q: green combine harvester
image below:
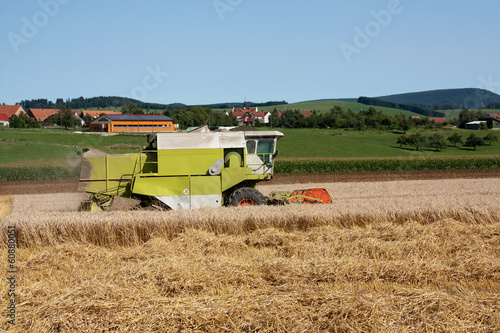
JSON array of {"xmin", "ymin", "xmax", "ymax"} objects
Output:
[{"xmin": 79, "ymin": 130, "xmax": 331, "ymax": 211}]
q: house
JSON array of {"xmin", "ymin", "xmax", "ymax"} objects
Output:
[
  {"xmin": 428, "ymin": 118, "xmax": 447, "ymax": 124},
  {"xmin": 488, "ymin": 113, "xmax": 500, "ymax": 124},
  {"xmin": 232, "ymin": 106, "xmax": 271, "ymax": 126},
  {"xmin": 0, "ymin": 105, "xmax": 26, "ymax": 118},
  {"xmin": 89, "ymin": 114, "xmax": 176, "ymax": 133},
  {"xmin": 80, "ymin": 110, "xmax": 122, "ymax": 120},
  {"xmin": 465, "ymin": 121, "xmax": 487, "ymax": 130},
  {"xmin": 28, "ymin": 108, "xmax": 60, "ymax": 122},
  {"xmin": 0, "ymin": 113, "xmax": 9, "ymax": 126},
  {"xmin": 28, "ymin": 108, "xmax": 85, "ymax": 126}
]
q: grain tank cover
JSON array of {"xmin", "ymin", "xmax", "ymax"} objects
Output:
[{"xmin": 156, "ymin": 132, "xmax": 246, "ymax": 150}]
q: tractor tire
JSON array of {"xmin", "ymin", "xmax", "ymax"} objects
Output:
[{"xmin": 228, "ymin": 187, "xmax": 267, "ymax": 207}]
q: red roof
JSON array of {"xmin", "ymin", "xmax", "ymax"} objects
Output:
[
  {"xmin": 233, "ymin": 109, "xmax": 270, "ymax": 118},
  {"xmin": 28, "ymin": 108, "xmax": 60, "ymax": 121},
  {"xmin": 81, "ymin": 110, "xmax": 122, "ymax": 119},
  {"xmin": 489, "ymin": 113, "xmax": 500, "ymax": 121},
  {"xmin": 0, "ymin": 113, "xmax": 10, "ymax": 121},
  {"xmin": 428, "ymin": 117, "xmax": 447, "ymax": 124},
  {"xmin": 0, "ymin": 105, "xmax": 25, "ymax": 117}
]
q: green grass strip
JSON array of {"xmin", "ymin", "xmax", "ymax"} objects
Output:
[
  {"xmin": 0, "ymin": 166, "xmax": 79, "ymax": 182},
  {"xmin": 275, "ymin": 157, "xmax": 500, "ymax": 173}
]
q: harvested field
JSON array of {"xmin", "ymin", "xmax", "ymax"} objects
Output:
[{"xmin": 1, "ymin": 175, "xmax": 500, "ymax": 332}]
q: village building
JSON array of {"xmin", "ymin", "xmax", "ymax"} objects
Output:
[
  {"xmin": 28, "ymin": 108, "xmax": 60, "ymax": 122},
  {"xmin": 89, "ymin": 114, "xmax": 176, "ymax": 133},
  {"xmin": 428, "ymin": 118, "xmax": 447, "ymax": 124},
  {"xmin": 28, "ymin": 108, "xmax": 84, "ymax": 125},
  {"xmin": 0, "ymin": 113, "xmax": 9, "ymax": 126},
  {"xmin": 0, "ymin": 105, "xmax": 26, "ymax": 119},
  {"xmin": 232, "ymin": 106, "xmax": 271, "ymax": 126},
  {"xmin": 465, "ymin": 121, "xmax": 488, "ymax": 130},
  {"xmin": 80, "ymin": 110, "xmax": 122, "ymax": 119}
]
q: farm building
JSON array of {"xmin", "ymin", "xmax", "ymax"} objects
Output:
[
  {"xmin": 28, "ymin": 108, "xmax": 84, "ymax": 124},
  {"xmin": 465, "ymin": 121, "xmax": 487, "ymax": 130},
  {"xmin": 428, "ymin": 118, "xmax": 447, "ymax": 124},
  {"xmin": 28, "ymin": 108, "xmax": 60, "ymax": 122},
  {"xmin": 0, "ymin": 105, "xmax": 26, "ymax": 118},
  {"xmin": 232, "ymin": 107, "xmax": 271, "ymax": 126},
  {"xmin": 80, "ymin": 110, "xmax": 122, "ymax": 119},
  {"xmin": 0, "ymin": 113, "xmax": 9, "ymax": 126},
  {"xmin": 89, "ymin": 114, "xmax": 176, "ymax": 133}
]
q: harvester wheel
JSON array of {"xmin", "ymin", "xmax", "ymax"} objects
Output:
[{"xmin": 228, "ymin": 187, "xmax": 267, "ymax": 207}]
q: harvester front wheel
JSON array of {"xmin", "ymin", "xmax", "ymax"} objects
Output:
[{"xmin": 228, "ymin": 187, "xmax": 267, "ymax": 207}]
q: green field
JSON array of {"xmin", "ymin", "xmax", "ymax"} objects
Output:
[
  {"xmin": 0, "ymin": 127, "xmax": 499, "ymax": 181},
  {"xmin": 275, "ymin": 128, "xmax": 500, "ymax": 158}
]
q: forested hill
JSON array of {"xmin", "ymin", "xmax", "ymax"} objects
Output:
[
  {"xmin": 17, "ymin": 96, "xmax": 287, "ymax": 111},
  {"xmin": 376, "ymin": 88, "xmax": 500, "ymax": 110}
]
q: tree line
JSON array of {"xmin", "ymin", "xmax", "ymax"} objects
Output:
[
  {"xmin": 16, "ymin": 97, "xmax": 288, "ymax": 114},
  {"xmin": 397, "ymin": 132, "xmax": 498, "ymax": 151},
  {"xmin": 267, "ymin": 106, "xmax": 440, "ymax": 131},
  {"xmin": 6, "ymin": 102, "xmax": 496, "ymax": 133},
  {"xmin": 357, "ymin": 97, "xmax": 446, "ymax": 118}
]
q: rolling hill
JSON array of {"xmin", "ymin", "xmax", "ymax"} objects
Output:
[{"xmin": 375, "ymin": 88, "xmax": 500, "ymax": 109}]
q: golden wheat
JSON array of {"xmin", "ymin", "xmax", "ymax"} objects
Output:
[
  {"xmin": 0, "ymin": 195, "xmax": 12, "ymax": 220},
  {"xmin": 1, "ymin": 178, "xmax": 499, "ymax": 332}
]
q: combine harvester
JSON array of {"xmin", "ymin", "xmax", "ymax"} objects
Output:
[{"xmin": 79, "ymin": 130, "xmax": 331, "ymax": 211}]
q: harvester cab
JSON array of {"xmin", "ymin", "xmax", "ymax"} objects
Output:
[{"xmin": 79, "ymin": 130, "xmax": 285, "ymax": 211}]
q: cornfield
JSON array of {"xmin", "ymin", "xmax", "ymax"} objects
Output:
[
  {"xmin": 1, "ymin": 178, "xmax": 499, "ymax": 332},
  {"xmin": 275, "ymin": 156, "xmax": 500, "ymax": 173}
]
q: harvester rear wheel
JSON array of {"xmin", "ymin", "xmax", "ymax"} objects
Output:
[{"xmin": 228, "ymin": 187, "xmax": 267, "ymax": 207}]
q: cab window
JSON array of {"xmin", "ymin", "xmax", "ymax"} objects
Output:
[
  {"xmin": 246, "ymin": 140, "xmax": 256, "ymax": 154},
  {"xmin": 257, "ymin": 140, "xmax": 275, "ymax": 155}
]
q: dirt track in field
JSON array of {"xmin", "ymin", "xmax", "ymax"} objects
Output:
[{"xmin": 1, "ymin": 169, "xmax": 500, "ymax": 195}]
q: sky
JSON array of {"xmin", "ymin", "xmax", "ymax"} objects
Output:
[{"xmin": 1, "ymin": 0, "xmax": 500, "ymax": 106}]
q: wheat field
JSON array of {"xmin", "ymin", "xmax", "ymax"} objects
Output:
[{"xmin": 1, "ymin": 178, "xmax": 500, "ymax": 332}]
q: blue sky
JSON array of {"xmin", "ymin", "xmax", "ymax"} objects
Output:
[{"xmin": 1, "ymin": 0, "xmax": 499, "ymax": 105}]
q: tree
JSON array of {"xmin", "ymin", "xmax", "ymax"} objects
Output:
[
  {"xmin": 447, "ymin": 132, "xmax": 463, "ymax": 147},
  {"xmin": 398, "ymin": 117, "xmax": 411, "ymax": 134},
  {"xmin": 58, "ymin": 105, "xmax": 77, "ymax": 129},
  {"xmin": 396, "ymin": 135, "xmax": 409, "ymax": 148},
  {"xmin": 428, "ymin": 133, "xmax": 447, "ymax": 151},
  {"xmin": 9, "ymin": 114, "xmax": 29, "ymax": 128},
  {"xmin": 82, "ymin": 115, "xmax": 94, "ymax": 127},
  {"xmin": 121, "ymin": 103, "xmax": 144, "ymax": 114},
  {"xmin": 457, "ymin": 109, "xmax": 484, "ymax": 128},
  {"xmin": 464, "ymin": 133, "xmax": 484, "ymax": 151},
  {"xmin": 408, "ymin": 132, "xmax": 427, "ymax": 151},
  {"xmin": 483, "ymin": 133, "xmax": 498, "ymax": 146}
]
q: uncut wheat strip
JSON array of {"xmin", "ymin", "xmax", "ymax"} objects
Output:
[
  {"xmin": 3, "ymin": 203, "xmax": 500, "ymax": 247},
  {"xmin": 0, "ymin": 195, "xmax": 13, "ymax": 220},
  {"xmin": 11, "ymin": 193, "xmax": 86, "ymax": 213}
]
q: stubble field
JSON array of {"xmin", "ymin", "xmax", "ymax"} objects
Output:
[{"xmin": 1, "ymin": 173, "xmax": 500, "ymax": 332}]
